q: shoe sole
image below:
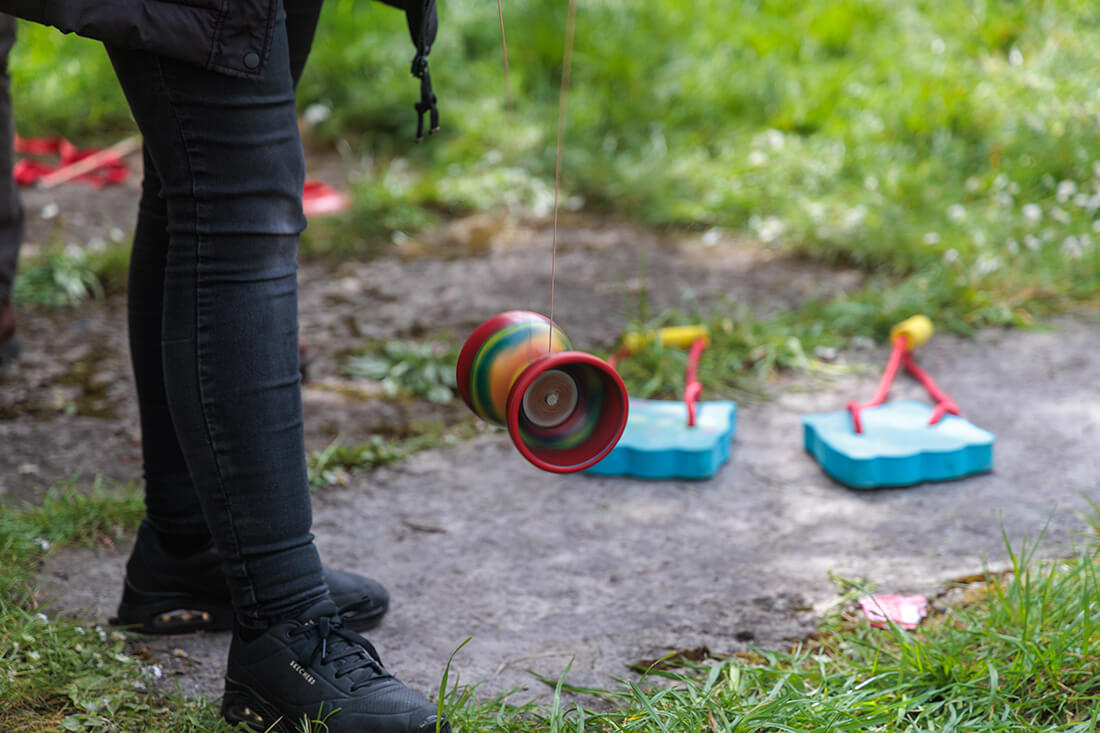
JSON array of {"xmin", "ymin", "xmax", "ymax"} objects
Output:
[
  {"xmin": 222, "ymin": 677, "xmax": 449, "ymax": 733},
  {"xmin": 113, "ymin": 593, "xmax": 235, "ymax": 634},
  {"xmin": 222, "ymin": 678, "xmax": 295, "ymax": 732},
  {"xmin": 112, "ymin": 590, "xmax": 386, "ymax": 635}
]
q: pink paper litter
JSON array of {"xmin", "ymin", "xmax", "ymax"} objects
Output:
[{"xmin": 859, "ymin": 593, "xmax": 928, "ymax": 630}]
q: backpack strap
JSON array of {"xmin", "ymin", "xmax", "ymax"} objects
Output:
[{"xmin": 377, "ymin": 0, "xmax": 440, "ymax": 141}]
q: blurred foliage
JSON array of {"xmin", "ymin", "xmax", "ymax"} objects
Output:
[
  {"xmin": 344, "ymin": 339, "xmax": 460, "ymax": 404},
  {"xmin": 9, "ymin": 1, "xmax": 1100, "ymax": 349}
]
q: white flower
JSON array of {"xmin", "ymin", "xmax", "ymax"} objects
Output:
[
  {"xmin": 1093, "ymin": 220, "xmax": 1100, "ymax": 234},
  {"xmin": 864, "ymin": 175, "xmax": 879, "ymax": 191},
  {"xmin": 947, "ymin": 204, "xmax": 967, "ymax": 222},
  {"xmin": 748, "ymin": 150, "xmax": 767, "ymax": 167},
  {"xmin": 760, "ymin": 129, "xmax": 785, "ymax": 150},
  {"xmin": 753, "ymin": 215, "xmax": 785, "ymax": 243},
  {"xmin": 701, "ymin": 227, "xmax": 722, "ymax": 246},
  {"xmin": 27, "ymin": 651, "xmax": 40, "ymax": 661},
  {"xmin": 974, "ymin": 255, "xmax": 1001, "ymax": 275},
  {"xmin": 115, "ymin": 653, "xmax": 131, "ymax": 663},
  {"xmin": 1006, "ymin": 238, "xmax": 1019, "ymax": 254},
  {"xmin": 1062, "ymin": 236, "xmax": 1083, "ymax": 258},
  {"xmin": 931, "ymin": 37, "xmax": 945, "ymax": 54},
  {"xmin": 843, "ymin": 205, "xmax": 867, "ymax": 229},
  {"xmin": 37, "ymin": 539, "xmax": 50, "ymax": 552},
  {"xmin": 1057, "ymin": 180, "xmax": 1077, "ymax": 203},
  {"xmin": 1022, "ymin": 203, "xmax": 1042, "ymax": 224},
  {"xmin": 965, "ymin": 177, "xmax": 981, "ymax": 192},
  {"xmin": 944, "ymin": 248, "xmax": 960, "ymax": 264},
  {"xmin": 1024, "ymin": 234, "xmax": 1042, "ymax": 251},
  {"xmin": 35, "ymin": 613, "xmax": 48, "ymax": 624},
  {"xmin": 1073, "ymin": 193, "xmax": 1091, "ymax": 208},
  {"xmin": 924, "ymin": 232, "xmax": 941, "ymax": 245},
  {"xmin": 1009, "ymin": 48, "xmax": 1023, "ymax": 66},
  {"xmin": 1051, "ymin": 207, "xmax": 1070, "ymax": 223}
]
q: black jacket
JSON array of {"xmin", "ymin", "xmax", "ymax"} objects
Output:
[{"xmin": 0, "ymin": 0, "xmax": 435, "ymax": 80}]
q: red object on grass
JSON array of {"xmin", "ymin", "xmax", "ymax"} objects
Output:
[
  {"xmin": 13, "ymin": 135, "xmax": 130, "ymax": 188},
  {"xmin": 302, "ymin": 180, "xmax": 351, "ymax": 217}
]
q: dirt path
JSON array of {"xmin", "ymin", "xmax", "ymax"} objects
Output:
[{"xmin": 3, "ymin": 174, "xmax": 1098, "ymax": 706}]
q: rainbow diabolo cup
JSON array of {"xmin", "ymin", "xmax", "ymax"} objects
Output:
[{"xmin": 456, "ymin": 311, "xmax": 629, "ymax": 473}]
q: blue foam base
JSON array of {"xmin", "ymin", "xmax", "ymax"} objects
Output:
[
  {"xmin": 586, "ymin": 398, "xmax": 737, "ymax": 479},
  {"xmin": 802, "ymin": 400, "xmax": 994, "ymax": 489}
]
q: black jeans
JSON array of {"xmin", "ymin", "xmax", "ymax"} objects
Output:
[
  {"xmin": 0, "ymin": 14, "xmax": 23, "ymax": 305},
  {"xmin": 107, "ymin": 3, "xmax": 327, "ymax": 624}
]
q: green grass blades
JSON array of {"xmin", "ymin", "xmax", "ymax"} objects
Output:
[
  {"xmin": 2, "ymin": 486, "xmax": 1098, "ymax": 730},
  {"xmin": 436, "ymin": 526, "xmax": 1099, "ymax": 732},
  {"xmin": 0, "ymin": 478, "xmax": 231, "ymax": 732}
]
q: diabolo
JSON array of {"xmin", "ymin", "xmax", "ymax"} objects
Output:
[{"xmin": 456, "ymin": 311, "xmax": 628, "ymax": 473}]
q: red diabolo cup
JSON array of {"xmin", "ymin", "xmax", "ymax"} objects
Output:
[{"xmin": 456, "ymin": 311, "xmax": 629, "ymax": 473}]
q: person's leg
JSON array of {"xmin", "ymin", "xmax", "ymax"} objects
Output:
[
  {"xmin": 113, "ymin": 0, "xmax": 387, "ymax": 635},
  {"xmin": 106, "ymin": 20, "xmax": 323, "ymax": 625},
  {"xmin": 117, "ymin": 147, "xmax": 388, "ymax": 632},
  {"xmin": 0, "ymin": 13, "xmax": 24, "ymax": 364},
  {"xmin": 105, "ymin": 16, "xmax": 445, "ymax": 733}
]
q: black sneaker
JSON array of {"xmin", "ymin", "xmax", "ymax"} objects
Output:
[
  {"xmin": 221, "ymin": 600, "xmax": 448, "ymax": 733},
  {"xmin": 112, "ymin": 522, "xmax": 388, "ymax": 634}
]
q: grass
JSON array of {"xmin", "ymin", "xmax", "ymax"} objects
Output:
[
  {"xmin": 13, "ymin": 237, "xmax": 131, "ymax": 307},
  {"xmin": 2, "ymin": 480, "xmax": 1097, "ymax": 731},
  {"xmin": 308, "ymin": 420, "xmax": 481, "ymax": 490},
  {"xmin": 10, "ymin": 1, "xmax": 1100, "ymax": 383},
  {"xmin": 301, "ymin": 0, "xmax": 1100, "ymax": 342},
  {"xmin": 0, "ymin": 478, "xmax": 233, "ymax": 731},
  {"xmin": 438, "ymin": 524, "xmax": 1100, "ymax": 732}
]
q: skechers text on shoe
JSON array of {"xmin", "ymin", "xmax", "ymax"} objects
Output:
[{"xmin": 221, "ymin": 600, "xmax": 448, "ymax": 733}]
